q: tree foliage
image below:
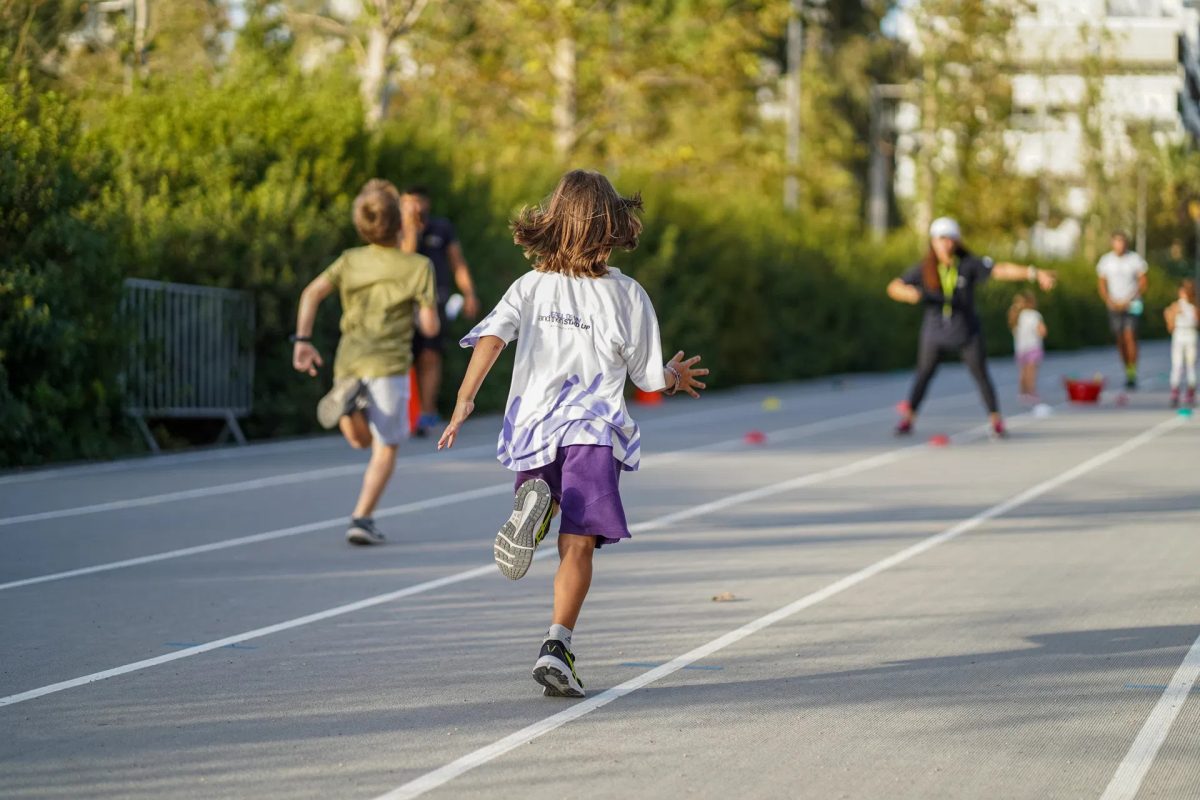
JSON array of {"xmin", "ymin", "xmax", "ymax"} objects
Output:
[{"xmin": 0, "ymin": 1, "xmax": 1190, "ymax": 466}]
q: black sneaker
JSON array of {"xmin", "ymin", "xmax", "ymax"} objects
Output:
[
  {"xmin": 346, "ymin": 517, "xmax": 385, "ymax": 546},
  {"xmin": 318, "ymin": 378, "xmax": 366, "ymax": 429},
  {"xmin": 533, "ymin": 639, "xmax": 585, "ymax": 698},
  {"xmin": 493, "ymin": 479, "xmax": 553, "ymax": 580},
  {"xmin": 1124, "ymin": 376, "xmax": 1138, "ymax": 390}
]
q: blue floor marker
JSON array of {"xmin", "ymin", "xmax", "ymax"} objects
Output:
[{"xmin": 619, "ymin": 662, "xmax": 722, "ymax": 671}]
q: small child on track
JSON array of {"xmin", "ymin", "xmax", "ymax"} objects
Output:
[
  {"xmin": 437, "ymin": 169, "xmax": 707, "ymax": 698},
  {"xmin": 1164, "ymin": 278, "xmax": 1197, "ymax": 408},
  {"xmin": 1008, "ymin": 290, "xmax": 1047, "ymax": 404}
]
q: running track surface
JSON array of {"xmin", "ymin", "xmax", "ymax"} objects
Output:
[{"xmin": 1, "ymin": 344, "xmax": 1196, "ymax": 800}]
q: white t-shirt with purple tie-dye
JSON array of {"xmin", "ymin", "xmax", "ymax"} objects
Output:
[{"xmin": 461, "ymin": 267, "xmax": 667, "ymax": 472}]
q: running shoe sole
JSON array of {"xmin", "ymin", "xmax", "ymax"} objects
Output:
[
  {"xmin": 346, "ymin": 525, "xmax": 385, "ymax": 546},
  {"xmin": 317, "ymin": 378, "xmax": 364, "ymax": 430},
  {"xmin": 493, "ymin": 479, "xmax": 553, "ymax": 580},
  {"xmin": 533, "ymin": 658, "xmax": 585, "ymax": 698}
]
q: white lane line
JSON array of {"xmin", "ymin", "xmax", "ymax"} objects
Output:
[
  {"xmin": 373, "ymin": 415, "xmax": 1183, "ymax": 800},
  {"xmin": 1099, "ymin": 630, "xmax": 1200, "ymax": 800},
  {"xmin": 0, "ymin": 405, "xmax": 1004, "ymax": 707},
  {"xmin": 0, "ymin": 484, "xmax": 511, "ymax": 592},
  {"xmin": 0, "ymin": 445, "xmax": 495, "ymax": 528},
  {"xmin": 0, "ymin": 394, "xmax": 974, "ymax": 592}
]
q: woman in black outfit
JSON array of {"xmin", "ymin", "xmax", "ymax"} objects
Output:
[{"xmin": 887, "ymin": 217, "xmax": 1056, "ymax": 438}]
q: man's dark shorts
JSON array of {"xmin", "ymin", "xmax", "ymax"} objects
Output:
[
  {"xmin": 1108, "ymin": 309, "xmax": 1139, "ymax": 336},
  {"xmin": 413, "ymin": 301, "xmax": 448, "ymax": 355}
]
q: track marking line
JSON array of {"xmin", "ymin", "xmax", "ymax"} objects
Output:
[
  {"xmin": 0, "ymin": 387, "xmax": 983, "ymax": 528},
  {"xmin": 0, "ymin": 401, "xmax": 1007, "ymax": 707},
  {"xmin": 0, "ymin": 394, "xmax": 975, "ymax": 593},
  {"xmin": 0, "ymin": 447, "xmax": 498, "ymax": 528},
  {"xmin": 1100, "ymin": 629, "xmax": 1200, "ymax": 800},
  {"xmin": 372, "ymin": 415, "xmax": 1183, "ymax": 800}
]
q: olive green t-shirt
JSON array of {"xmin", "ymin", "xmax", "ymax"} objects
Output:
[{"xmin": 321, "ymin": 245, "xmax": 436, "ymax": 379}]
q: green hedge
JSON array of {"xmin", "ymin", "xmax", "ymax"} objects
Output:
[
  {"xmin": 0, "ymin": 66, "xmax": 1179, "ymax": 467},
  {"xmin": 0, "ymin": 77, "xmax": 127, "ymax": 466}
]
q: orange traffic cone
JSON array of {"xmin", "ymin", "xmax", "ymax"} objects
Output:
[
  {"xmin": 408, "ymin": 370, "xmax": 422, "ymax": 435},
  {"xmin": 633, "ymin": 389, "xmax": 663, "ymax": 405}
]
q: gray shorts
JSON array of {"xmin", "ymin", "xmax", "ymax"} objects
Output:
[
  {"xmin": 1108, "ymin": 310, "xmax": 1140, "ymax": 336},
  {"xmin": 362, "ymin": 374, "xmax": 410, "ymax": 445}
]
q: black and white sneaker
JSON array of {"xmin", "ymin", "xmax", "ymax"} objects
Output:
[
  {"xmin": 493, "ymin": 479, "xmax": 553, "ymax": 580},
  {"xmin": 317, "ymin": 378, "xmax": 366, "ymax": 430},
  {"xmin": 346, "ymin": 517, "xmax": 386, "ymax": 545},
  {"xmin": 533, "ymin": 639, "xmax": 585, "ymax": 698}
]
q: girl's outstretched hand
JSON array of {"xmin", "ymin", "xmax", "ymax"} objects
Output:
[
  {"xmin": 666, "ymin": 351, "xmax": 709, "ymax": 398},
  {"xmin": 437, "ymin": 398, "xmax": 475, "ymax": 450}
]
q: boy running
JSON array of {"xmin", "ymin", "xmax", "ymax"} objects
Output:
[
  {"xmin": 437, "ymin": 170, "xmax": 707, "ymax": 698},
  {"xmin": 292, "ymin": 179, "xmax": 439, "ymax": 545}
]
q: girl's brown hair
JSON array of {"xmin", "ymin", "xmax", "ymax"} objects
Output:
[
  {"xmin": 1008, "ymin": 289, "xmax": 1036, "ymax": 330},
  {"xmin": 1181, "ymin": 278, "xmax": 1196, "ymax": 304},
  {"xmin": 353, "ymin": 179, "xmax": 402, "ymax": 246},
  {"xmin": 920, "ymin": 240, "xmax": 970, "ymax": 293},
  {"xmin": 512, "ymin": 169, "xmax": 643, "ymax": 278}
]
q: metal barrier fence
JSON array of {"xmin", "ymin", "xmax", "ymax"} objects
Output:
[{"xmin": 121, "ymin": 278, "xmax": 255, "ymax": 452}]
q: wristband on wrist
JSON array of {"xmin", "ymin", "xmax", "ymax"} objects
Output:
[
  {"xmin": 664, "ymin": 364, "xmax": 682, "ymax": 396},
  {"xmin": 289, "ymin": 334, "xmax": 312, "ymax": 343},
  {"xmin": 1027, "ymin": 266, "xmax": 1037, "ymax": 281}
]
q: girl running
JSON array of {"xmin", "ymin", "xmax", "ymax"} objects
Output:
[
  {"xmin": 1008, "ymin": 290, "xmax": 1047, "ymax": 404},
  {"xmin": 886, "ymin": 217, "xmax": 1056, "ymax": 437},
  {"xmin": 438, "ymin": 169, "xmax": 707, "ymax": 698},
  {"xmin": 1164, "ymin": 278, "xmax": 1197, "ymax": 408}
]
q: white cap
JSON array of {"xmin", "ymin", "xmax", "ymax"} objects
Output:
[{"xmin": 929, "ymin": 217, "xmax": 961, "ymax": 241}]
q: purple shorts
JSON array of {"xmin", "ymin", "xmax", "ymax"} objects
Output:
[
  {"xmin": 514, "ymin": 445, "xmax": 631, "ymax": 546},
  {"xmin": 1016, "ymin": 348, "xmax": 1044, "ymax": 366}
]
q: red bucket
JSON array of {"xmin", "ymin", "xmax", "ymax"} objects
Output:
[{"xmin": 1064, "ymin": 377, "xmax": 1104, "ymax": 404}]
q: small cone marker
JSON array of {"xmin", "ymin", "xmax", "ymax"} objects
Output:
[
  {"xmin": 928, "ymin": 433, "xmax": 950, "ymax": 447},
  {"xmin": 634, "ymin": 389, "xmax": 663, "ymax": 406},
  {"xmin": 1179, "ymin": 407, "xmax": 1193, "ymax": 418},
  {"xmin": 762, "ymin": 396, "xmax": 781, "ymax": 411},
  {"xmin": 743, "ymin": 430, "xmax": 767, "ymax": 445},
  {"xmin": 1116, "ymin": 392, "xmax": 1129, "ymax": 407}
]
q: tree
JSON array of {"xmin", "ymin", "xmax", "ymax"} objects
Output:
[{"xmin": 284, "ymin": 0, "xmax": 431, "ymax": 128}]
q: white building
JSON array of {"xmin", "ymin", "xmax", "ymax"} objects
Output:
[{"xmin": 891, "ymin": 0, "xmax": 1200, "ymax": 255}]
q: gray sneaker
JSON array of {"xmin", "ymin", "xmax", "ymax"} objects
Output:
[
  {"xmin": 493, "ymin": 479, "xmax": 553, "ymax": 580},
  {"xmin": 317, "ymin": 378, "xmax": 365, "ymax": 429},
  {"xmin": 346, "ymin": 517, "xmax": 385, "ymax": 546}
]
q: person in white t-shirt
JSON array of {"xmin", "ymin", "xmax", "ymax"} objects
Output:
[
  {"xmin": 1008, "ymin": 290, "xmax": 1047, "ymax": 404},
  {"xmin": 438, "ymin": 170, "xmax": 707, "ymax": 699},
  {"xmin": 1164, "ymin": 278, "xmax": 1197, "ymax": 408},
  {"xmin": 1096, "ymin": 231, "xmax": 1149, "ymax": 389}
]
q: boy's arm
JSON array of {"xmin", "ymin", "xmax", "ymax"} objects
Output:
[
  {"xmin": 1165, "ymin": 302, "xmax": 1176, "ymax": 333},
  {"xmin": 437, "ymin": 335, "xmax": 506, "ymax": 450},
  {"xmin": 417, "ymin": 305, "xmax": 441, "ymax": 337},
  {"xmin": 293, "ymin": 275, "xmax": 335, "ymax": 376},
  {"xmin": 448, "ymin": 242, "xmax": 480, "ymax": 319}
]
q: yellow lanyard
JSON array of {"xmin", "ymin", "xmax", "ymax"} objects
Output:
[{"xmin": 938, "ymin": 262, "xmax": 958, "ymax": 318}]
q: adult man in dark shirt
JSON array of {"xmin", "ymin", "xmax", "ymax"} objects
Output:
[{"xmin": 400, "ymin": 187, "xmax": 480, "ymax": 435}]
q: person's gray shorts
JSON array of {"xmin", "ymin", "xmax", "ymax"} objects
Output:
[
  {"xmin": 362, "ymin": 374, "xmax": 410, "ymax": 445},
  {"xmin": 1108, "ymin": 310, "xmax": 1139, "ymax": 336}
]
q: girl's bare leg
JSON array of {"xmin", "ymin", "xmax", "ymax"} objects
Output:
[{"xmin": 552, "ymin": 533, "xmax": 596, "ymax": 630}]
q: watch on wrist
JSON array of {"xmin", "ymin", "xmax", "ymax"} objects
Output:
[{"xmin": 289, "ymin": 334, "xmax": 312, "ymax": 344}]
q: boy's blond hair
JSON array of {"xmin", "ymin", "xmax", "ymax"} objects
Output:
[{"xmin": 353, "ymin": 179, "xmax": 402, "ymax": 246}]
